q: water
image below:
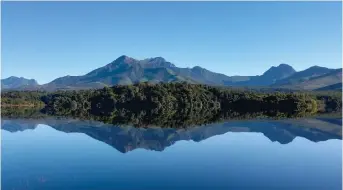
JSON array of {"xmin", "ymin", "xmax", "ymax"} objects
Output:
[{"xmin": 1, "ymin": 117, "xmax": 342, "ymax": 190}]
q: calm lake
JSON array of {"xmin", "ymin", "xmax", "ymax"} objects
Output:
[{"xmin": 1, "ymin": 117, "xmax": 342, "ymax": 190}]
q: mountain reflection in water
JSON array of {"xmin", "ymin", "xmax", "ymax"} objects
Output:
[{"xmin": 2, "ymin": 117, "xmax": 341, "ymax": 153}]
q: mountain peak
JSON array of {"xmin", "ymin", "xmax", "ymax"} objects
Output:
[
  {"xmin": 267, "ymin": 64, "xmax": 293, "ymax": 72},
  {"xmin": 262, "ymin": 63, "xmax": 296, "ymax": 80},
  {"xmin": 278, "ymin": 63, "xmax": 289, "ymax": 67},
  {"xmin": 192, "ymin": 66, "xmax": 205, "ymax": 70},
  {"xmin": 1, "ymin": 76, "xmax": 39, "ymax": 90},
  {"xmin": 142, "ymin": 56, "xmax": 176, "ymax": 68},
  {"xmin": 149, "ymin": 57, "xmax": 166, "ymax": 62},
  {"xmin": 307, "ymin": 65, "xmax": 329, "ymax": 70},
  {"xmin": 309, "ymin": 65, "xmax": 321, "ymax": 68},
  {"xmin": 297, "ymin": 66, "xmax": 332, "ymax": 75},
  {"xmin": 114, "ymin": 55, "xmax": 135, "ymax": 64},
  {"xmin": 3, "ymin": 76, "xmax": 37, "ymax": 82},
  {"xmin": 5, "ymin": 76, "xmax": 21, "ymax": 80}
]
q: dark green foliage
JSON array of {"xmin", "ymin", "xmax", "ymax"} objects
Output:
[
  {"xmin": 39, "ymin": 83, "xmax": 341, "ymax": 116},
  {"xmin": 2, "ymin": 83, "xmax": 341, "ymax": 126},
  {"xmin": 1, "ymin": 107, "xmax": 46, "ymax": 118},
  {"xmin": 1, "ymin": 90, "xmax": 46, "ymax": 107}
]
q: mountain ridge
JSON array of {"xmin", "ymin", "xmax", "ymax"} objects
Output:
[
  {"xmin": 277, "ymin": 68, "xmax": 342, "ymax": 90},
  {"xmin": 1, "ymin": 76, "xmax": 39, "ymax": 90},
  {"xmin": 2, "ymin": 55, "xmax": 341, "ymax": 91}
]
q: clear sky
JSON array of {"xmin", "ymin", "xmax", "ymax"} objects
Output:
[{"xmin": 2, "ymin": 2, "xmax": 342, "ymax": 84}]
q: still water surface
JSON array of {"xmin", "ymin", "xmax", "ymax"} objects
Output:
[{"xmin": 1, "ymin": 117, "xmax": 342, "ymax": 190}]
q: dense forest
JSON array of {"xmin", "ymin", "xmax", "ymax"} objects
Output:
[
  {"xmin": 1, "ymin": 82, "xmax": 342, "ymax": 127},
  {"xmin": 1, "ymin": 90, "xmax": 46, "ymax": 107}
]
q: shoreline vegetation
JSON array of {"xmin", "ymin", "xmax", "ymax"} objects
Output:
[
  {"xmin": 1, "ymin": 83, "xmax": 341, "ymax": 127},
  {"xmin": 2, "ymin": 107, "xmax": 342, "ymax": 129}
]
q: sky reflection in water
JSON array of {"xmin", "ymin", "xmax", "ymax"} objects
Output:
[{"xmin": 1, "ymin": 117, "xmax": 342, "ymax": 190}]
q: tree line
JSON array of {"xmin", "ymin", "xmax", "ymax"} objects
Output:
[{"xmin": 1, "ymin": 83, "xmax": 341, "ymax": 123}]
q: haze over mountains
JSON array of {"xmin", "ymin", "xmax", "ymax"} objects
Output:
[{"xmin": 2, "ymin": 55, "xmax": 342, "ymax": 91}]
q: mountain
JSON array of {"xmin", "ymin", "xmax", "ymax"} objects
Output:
[
  {"xmin": 2, "ymin": 56, "xmax": 341, "ymax": 91},
  {"xmin": 2, "ymin": 117, "xmax": 342, "ymax": 153},
  {"xmin": 225, "ymin": 64, "xmax": 296, "ymax": 86},
  {"xmin": 41, "ymin": 55, "xmax": 262, "ymax": 90},
  {"xmin": 277, "ymin": 68, "xmax": 342, "ymax": 90},
  {"xmin": 42, "ymin": 56, "xmax": 202, "ymax": 90},
  {"xmin": 43, "ymin": 57, "xmax": 297, "ymax": 90},
  {"xmin": 1, "ymin": 76, "xmax": 39, "ymax": 90},
  {"xmin": 260, "ymin": 63, "xmax": 296, "ymax": 82},
  {"xmin": 272, "ymin": 66, "xmax": 334, "ymax": 86}
]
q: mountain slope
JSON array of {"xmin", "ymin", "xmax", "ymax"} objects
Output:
[
  {"xmin": 3, "ymin": 56, "xmax": 341, "ymax": 91},
  {"xmin": 226, "ymin": 64, "xmax": 296, "ymax": 86},
  {"xmin": 272, "ymin": 66, "xmax": 334, "ymax": 86},
  {"xmin": 43, "ymin": 55, "xmax": 230, "ymax": 90},
  {"xmin": 315, "ymin": 83, "xmax": 342, "ymax": 91},
  {"xmin": 1, "ymin": 76, "xmax": 39, "ymax": 90},
  {"xmin": 278, "ymin": 69, "xmax": 342, "ymax": 90}
]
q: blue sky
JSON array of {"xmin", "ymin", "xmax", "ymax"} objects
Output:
[{"xmin": 2, "ymin": 2, "xmax": 342, "ymax": 84}]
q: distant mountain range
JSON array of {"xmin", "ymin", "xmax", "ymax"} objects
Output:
[
  {"xmin": 2, "ymin": 117, "xmax": 342, "ymax": 153},
  {"xmin": 2, "ymin": 55, "xmax": 342, "ymax": 91},
  {"xmin": 1, "ymin": 76, "xmax": 39, "ymax": 90}
]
